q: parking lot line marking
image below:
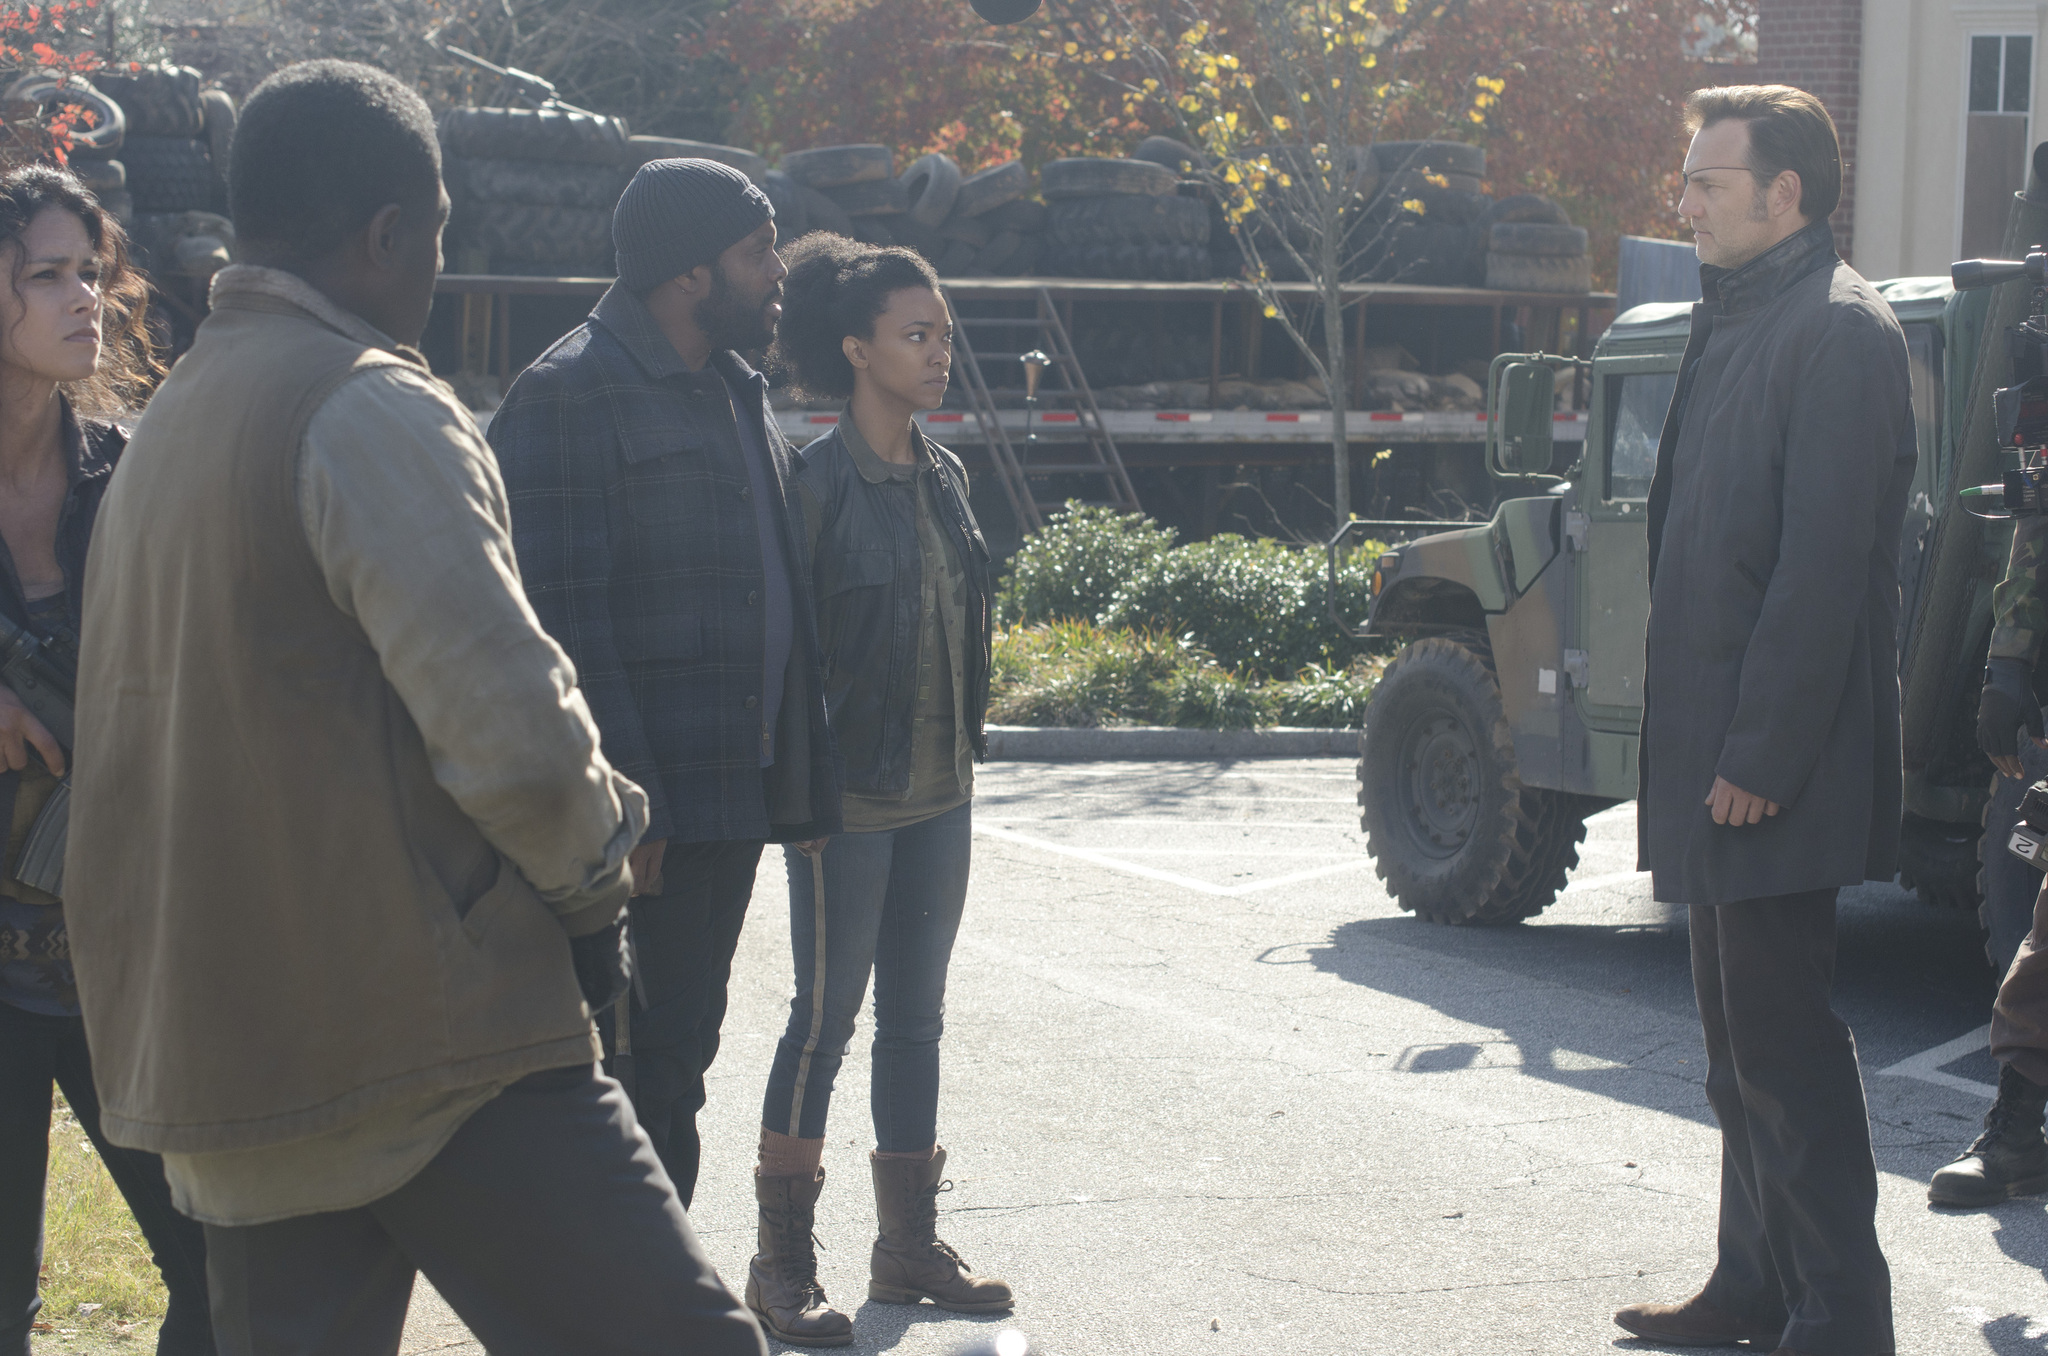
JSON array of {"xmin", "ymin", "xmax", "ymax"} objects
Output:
[
  {"xmin": 1877, "ymin": 1024, "xmax": 1997, "ymax": 1100},
  {"xmin": 975, "ymin": 824, "xmax": 1371, "ymax": 897},
  {"xmin": 1560, "ymin": 869, "xmax": 1651, "ymax": 895},
  {"xmin": 978, "ymin": 790, "xmax": 1360, "ymax": 806},
  {"xmin": 985, "ymin": 817, "xmax": 1358, "ymax": 829}
]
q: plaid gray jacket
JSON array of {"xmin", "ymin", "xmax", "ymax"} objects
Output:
[{"xmin": 493, "ymin": 284, "xmax": 840, "ymax": 844}]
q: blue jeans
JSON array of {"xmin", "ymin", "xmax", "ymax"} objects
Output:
[{"xmin": 761, "ymin": 801, "xmax": 971, "ymax": 1152}]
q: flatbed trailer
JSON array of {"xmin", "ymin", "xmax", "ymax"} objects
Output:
[{"xmin": 430, "ymin": 272, "xmax": 1616, "ymax": 547}]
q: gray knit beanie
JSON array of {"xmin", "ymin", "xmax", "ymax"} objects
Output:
[{"xmin": 612, "ymin": 159, "xmax": 775, "ymax": 292}]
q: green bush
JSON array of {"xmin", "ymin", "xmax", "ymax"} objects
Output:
[
  {"xmin": 1270, "ymin": 661, "xmax": 1380, "ymax": 729},
  {"xmin": 1104, "ymin": 533, "xmax": 1379, "ymax": 680},
  {"xmin": 988, "ymin": 621, "xmax": 1273, "ymax": 729},
  {"xmin": 993, "ymin": 504, "xmax": 1174, "ymax": 628}
]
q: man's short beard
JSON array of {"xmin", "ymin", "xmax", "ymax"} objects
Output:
[{"xmin": 693, "ymin": 262, "xmax": 778, "ymax": 354}]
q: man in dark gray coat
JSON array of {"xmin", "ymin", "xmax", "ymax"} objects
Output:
[{"xmin": 1612, "ymin": 85, "xmax": 1912, "ymax": 1356}]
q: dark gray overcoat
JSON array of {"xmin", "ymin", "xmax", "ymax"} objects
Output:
[{"xmin": 1639, "ymin": 221, "xmax": 1916, "ymax": 906}]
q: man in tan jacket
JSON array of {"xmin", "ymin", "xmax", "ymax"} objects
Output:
[{"xmin": 63, "ymin": 60, "xmax": 764, "ymax": 1356}]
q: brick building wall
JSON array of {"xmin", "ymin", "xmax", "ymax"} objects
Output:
[{"xmin": 1751, "ymin": 0, "xmax": 1865, "ymax": 261}]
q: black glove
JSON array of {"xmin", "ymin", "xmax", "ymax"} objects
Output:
[
  {"xmin": 568, "ymin": 919, "xmax": 632, "ymax": 1013},
  {"xmin": 1979, "ymin": 656, "xmax": 2045, "ymax": 760}
]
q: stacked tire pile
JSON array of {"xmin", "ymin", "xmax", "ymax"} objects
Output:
[
  {"xmin": 3, "ymin": 71, "xmax": 129, "ymax": 220},
  {"xmin": 1482, "ymin": 200, "xmax": 1591, "ymax": 293},
  {"xmin": 769, "ymin": 144, "xmax": 1041, "ymax": 277},
  {"xmin": 440, "ymin": 107, "xmax": 631, "ymax": 276},
  {"xmin": 59, "ymin": 64, "xmax": 236, "ymax": 280},
  {"xmin": 1366, "ymin": 140, "xmax": 1488, "ymax": 286},
  {"xmin": 1039, "ymin": 154, "xmax": 1211, "ymax": 281}
]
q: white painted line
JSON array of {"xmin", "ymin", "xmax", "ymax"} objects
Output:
[
  {"xmin": 975, "ymin": 823, "xmax": 1371, "ymax": 897},
  {"xmin": 978, "ymin": 790, "xmax": 1360, "ymax": 806},
  {"xmin": 1560, "ymin": 869, "xmax": 1651, "ymax": 895},
  {"xmin": 985, "ymin": 817, "xmax": 1357, "ymax": 828},
  {"xmin": 1877, "ymin": 1024, "xmax": 1997, "ymax": 1100}
]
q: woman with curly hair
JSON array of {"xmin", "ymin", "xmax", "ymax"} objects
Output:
[
  {"xmin": 0, "ymin": 165, "xmax": 212, "ymax": 1356},
  {"xmin": 745, "ymin": 233, "xmax": 1009, "ymax": 1347}
]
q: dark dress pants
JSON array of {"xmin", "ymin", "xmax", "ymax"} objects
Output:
[
  {"xmin": 1690, "ymin": 890, "xmax": 1893, "ymax": 1356},
  {"xmin": 202, "ymin": 1064, "xmax": 764, "ymax": 1356},
  {"xmin": 599, "ymin": 838, "xmax": 762, "ymax": 1208},
  {"xmin": 0, "ymin": 1001, "xmax": 213, "ymax": 1356}
]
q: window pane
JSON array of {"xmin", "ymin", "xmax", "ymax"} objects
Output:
[
  {"xmin": 1973, "ymin": 34, "xmax": 2004, "ymax": 112},
  {"xmin": 1606, "ymin": 371, "xmax": 1677, "ymax": 501},
  {"xmin": 2008, "ymin": 34, "xmax": 2033, "ymax": 112}
]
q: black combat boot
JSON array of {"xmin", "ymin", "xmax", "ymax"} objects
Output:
[{"xmin": 1929, "ymin": 1062, "xmax": 2048, "ymax": 1206}]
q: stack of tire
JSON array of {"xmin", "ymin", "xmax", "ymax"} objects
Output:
[
  {"xmin": 893, "ymin": 157, "xmax": 1039, "ymax": 276},
  {"xmin": 1482, "ymin": 197, "xmax": 1591, "ymax": 293},
  {"xmin": 1, "ymin": 70, "xmax": 132, "ymax": 221},
  {"xmin": 440, "ymin": 107, "xmax": 631, "ymax": 276},
  {"xmin": 772, "ymin": 145, "xmax": 1041, "ymax": 276},
  {"xmin": 1040, "ymin": 155, "xmax": 1211, "ymax": 281},
  {"xmin": 79, "ymin": 65, "xmax": 235, "ymax": 279},
  {"xmin": 1130, "ymin": 136, "xmax": 1241, "ymax": 279},
  {"xmin": 1365, "ymin": 140, "xmax": 1489, "ymax": 286}
]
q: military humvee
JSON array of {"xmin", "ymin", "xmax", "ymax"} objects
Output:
[{"xmin": 1347, "ymin": 275, "xmax": 1986, "ymax": 925}]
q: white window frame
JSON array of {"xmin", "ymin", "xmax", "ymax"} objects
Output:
[{"xmin": 1955, "ymin": 12, "xmax": 2040, "ymax": 260}]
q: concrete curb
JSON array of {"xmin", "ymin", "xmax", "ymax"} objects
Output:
[{"xmin": 984, "ymin": 725, "xmax": 1360, "ymax": 761}]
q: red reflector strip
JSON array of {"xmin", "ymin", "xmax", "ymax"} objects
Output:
[
  {"xmin": 1266, "ymin": 412, "xmax": 1300, "ymax": 422},
  {"xmin": 1042, "ymin": 412, "xmax": 1079, "ymax": 423},
  {"xmin": 1368, "ymin": 411, "xmax": 1405, "ymax": 422},
  {"xmin": 925, "ymin": 413, "xmax": 964, "ymax": 423},
  {"xmin": 1156, "ymin": 411, "xmax": 1191, "ymax": 422},
  {"xmin": 1553, "ymin": 412, "xmax": 1581, "ymax": 421},
  {"xmin": 806, "ymin": 414, "xmax": 839, "ymax": 424}
]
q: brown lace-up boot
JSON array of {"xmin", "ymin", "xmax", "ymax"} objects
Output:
[
  {"xmin": 746, "ymin": 1170, "xmax": 854, "ymax": 1347},
  {"xmin": 868, "ymin": 1147, "xmax": 1015, "ymax": 1313}
]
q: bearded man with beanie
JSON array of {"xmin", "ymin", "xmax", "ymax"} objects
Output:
[
  {"xmin": 63, "ymin": 64, "xmax": 762, "ymax": 1354},
  {"xmin": 494, "ymin": 159, "xmax": 841, "ymax": 1209}
]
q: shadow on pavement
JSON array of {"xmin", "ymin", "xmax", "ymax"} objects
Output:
[{"xmin": 1296, "ymin": 885, "xmax": 1999, "ymax": 1151}]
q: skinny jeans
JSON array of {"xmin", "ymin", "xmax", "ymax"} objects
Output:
[{"xmin": 760, "ymin": 800, "xmax": 972, "ymax": 1151}]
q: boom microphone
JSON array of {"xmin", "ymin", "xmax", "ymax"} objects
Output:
[{"xmin": 969, "ymin": 0, "xmax": 1043, "ymax": 22}]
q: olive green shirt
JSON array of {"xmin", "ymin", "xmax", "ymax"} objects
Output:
[{"xmin": 801, "ymin": 412, "xmax": 972, "ymax": 831}]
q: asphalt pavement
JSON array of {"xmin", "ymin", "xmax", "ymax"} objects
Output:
[{"xmin": 396, "ymin": 758, "xmax": 2047, "ymax": 1356}]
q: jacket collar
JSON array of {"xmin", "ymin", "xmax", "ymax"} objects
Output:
[
  {"xmin": 207, "ymin": 264, "xmax": 420, "ymax": 359},
  {"xmin": 836, "ymin": 405, "xmax": 929, "ymax": 484},
  {"xmin": 1698, "ymin": 219, "xmax": 1838, "ymax": 317},
  {"xmin": 591, "ymin": 282, "xmax": 764, "ymax": 391}
]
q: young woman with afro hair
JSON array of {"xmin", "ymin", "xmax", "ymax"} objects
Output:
[{"xmin": 744, "ymin": 233, "xmax": 1010, "ymax": 1347}]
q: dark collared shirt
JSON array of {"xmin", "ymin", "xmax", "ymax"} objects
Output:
[{"xmin": 493, "ymin": 283, "xmax": 841, "ymax": 844}]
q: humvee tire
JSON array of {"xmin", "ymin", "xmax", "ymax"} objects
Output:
[{"xmin": 1359, "ymin": 633, "xmax": 1585, "ymax": 924}]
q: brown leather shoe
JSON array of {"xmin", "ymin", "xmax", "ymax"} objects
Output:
[{"xmin": 1614, "ymin": 1292, "xmax": 1783, "ymax": 1347}]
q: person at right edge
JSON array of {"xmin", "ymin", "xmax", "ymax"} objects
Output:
[
  {"xmin": 1611, "ymin": 85, "xmax": 1910, "ymax": 1356},
  {"xmin": 1928, "ymin": 377, "xmax": 2048, "ymax": 1206},
  {"xmin": 743, "ymin": 235, "xmax": 1012, "ymax": 1347},
  {"xmin": 61, "ymin": 62, "xmax": 763, "ymax": 1355}
]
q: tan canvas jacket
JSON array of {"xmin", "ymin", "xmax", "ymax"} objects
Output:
[{"xmin": 66, "ymin": 267, "xmax": 645, "ymax": 1155}]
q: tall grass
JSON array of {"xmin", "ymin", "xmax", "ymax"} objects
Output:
[{"xmin": 37, "ymin": 1096, "xmax": 166, "ymax": 1348}]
